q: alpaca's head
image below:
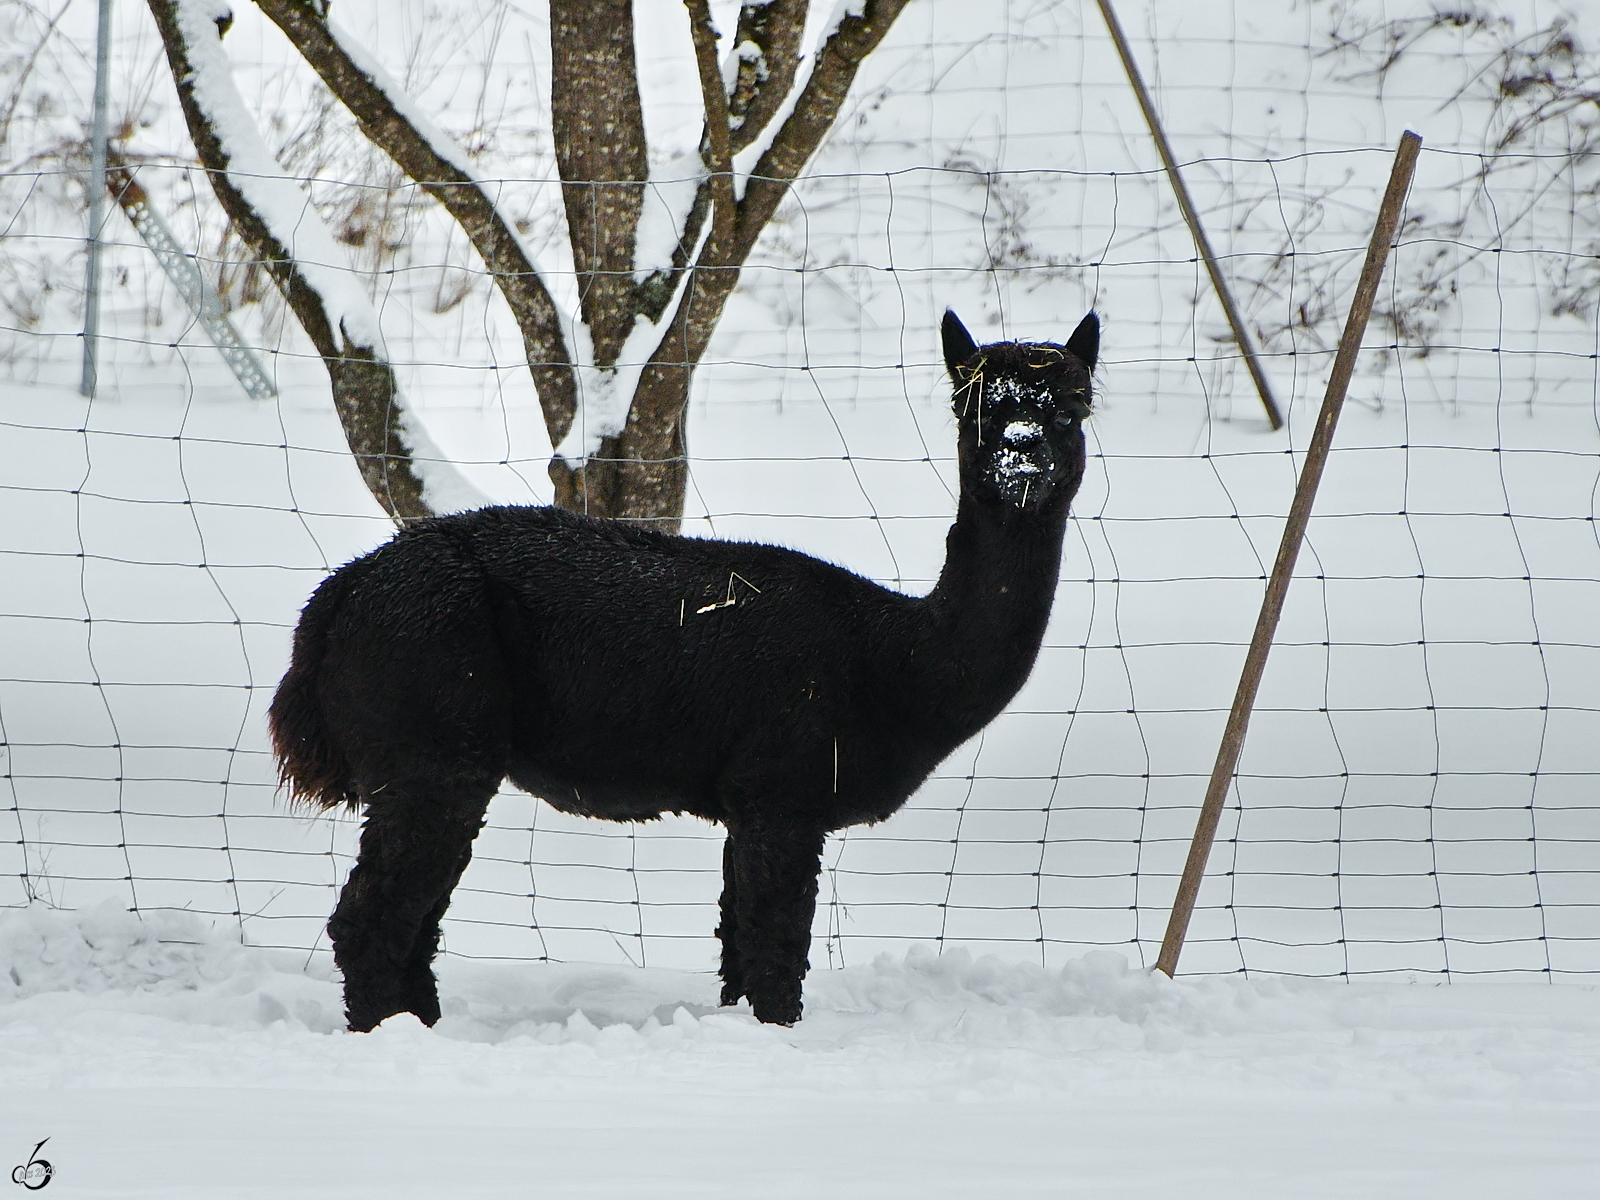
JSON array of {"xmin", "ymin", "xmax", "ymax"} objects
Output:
[{"xmin": 942, "ymin": 309, "xmax": 1099, "ymax": 513}]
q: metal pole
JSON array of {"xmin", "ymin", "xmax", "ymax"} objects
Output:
[
  {"xmin": 1094, "ymin": 0, "xmax": 1284, "ymax": 431},
  {"xmin": 80, "ymin": 0, "xmax": 114, "ymax": 397},
  {"xmin": 1154, "ymin": 132, "xmax": 1423, "ymax": 979},
  {"xmin": 105, "ymin": 161, "xmax": 278, "ymax": 399}
]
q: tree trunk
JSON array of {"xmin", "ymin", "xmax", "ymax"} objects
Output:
[
  {"xmin": 543, "ymin": 0, "xmax": 652, "ymax": 518},
  {"xmin": 548, "ymin": 0, "xmax": 648, "ymax": 365}
]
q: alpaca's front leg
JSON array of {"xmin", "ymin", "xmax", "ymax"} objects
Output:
[
  {"xmin": 723, "ymin": 820, "xmax": 825, "ymax": 1026},
  {"xmin": 715, "ymin": 833, "xmax": 745, "ymax": 1006}
]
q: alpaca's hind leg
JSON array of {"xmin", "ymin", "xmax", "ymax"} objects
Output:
[
  {"xmin": 393, "ymin": 831, "xmax": 478, "ymax": 1026},
  {"xmin": 328, "ymin": 777, "xmax": 495, "ymax": 1032},
  {"xmin": 715, "ymin": 834, "xmax": 745, "ymax": 1006},
  {"xmin": 724, "ymin": 822, "xmax": 826, "ymax": 1026}
]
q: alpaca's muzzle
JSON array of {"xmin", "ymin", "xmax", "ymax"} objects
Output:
[{"xmin": 990, "ymin": 424, "xmax": 1058, "ymax": 508}]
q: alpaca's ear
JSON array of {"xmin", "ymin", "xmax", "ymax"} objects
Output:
[
  {"xmin": 942, "ymin": 309, "xmax": 979, "ymax": 380},
  {"xmin": 1066, "ymin": 312, "xmax": 1099, "ymax": 370}
]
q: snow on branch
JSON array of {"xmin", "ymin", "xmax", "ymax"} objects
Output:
[
  {"xmin": 148, "ymin": 0, "xmax": 487, "ymax": 519},
  {"xmin": 631, "ymin": 1, "xmax": 804, "ymax": 285},
  {"xmin": 730, "ymin": 0, "xmax": 903, "ymax": 216},
  {"xmin": 176, "ymin": 0, "xmax": 377, "ymax": 353},
  {"xmin": 633, "ymin": 0, "xmax": 911, "ymax": 371},
  {"xmin": 551, "ymin": 274, "xmax": 706, "ymax": 465},
  {"xmin": 251, "ymin": 0, "xmax": 580, "ymax": 451}
]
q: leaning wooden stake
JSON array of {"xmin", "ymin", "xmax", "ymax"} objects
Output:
[
  {"xmin": 1154, "ymin": 131, "xmax": 1423, "ymax": 979},
  {"xmin": 1095, "ymin": 0, "xmax": 1284, "ymax": 431}
]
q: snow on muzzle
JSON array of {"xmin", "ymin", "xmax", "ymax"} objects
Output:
[{"xmin": 988, "ymin": 417, "xmax": 1058, "ymax": 508}]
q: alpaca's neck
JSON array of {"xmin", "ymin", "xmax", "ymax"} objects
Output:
[{"xmin": 911, "ymin": 490, "xmax": 1071, "ymax": 741}]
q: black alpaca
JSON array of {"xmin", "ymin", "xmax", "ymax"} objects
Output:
[{"xmin": 269, "ymin": 309, "xmax": 1099, "ymax": 1031}]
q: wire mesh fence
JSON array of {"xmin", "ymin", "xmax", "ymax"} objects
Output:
[{"xmin": 1, "ymin": 0, "xmax": 1597, "ymax": 982}]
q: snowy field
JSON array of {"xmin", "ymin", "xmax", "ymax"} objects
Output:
[
  {"xmin": 2, "ymin": 904, "xmax": 1598, "ymax": 1198},
  {"xmin": 3, "ymin": 0, "xmax": 1600, "ymax": 1192}
]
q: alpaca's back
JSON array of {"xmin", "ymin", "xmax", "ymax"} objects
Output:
[
  {"xmin": 481, "ymin": 506, "xmax": 958, "ymax": 824},
  {"xmin": 303, "ymin": 505, "xmax": 951, "ymax": 826}
]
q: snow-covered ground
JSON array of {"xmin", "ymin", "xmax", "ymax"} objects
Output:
[{"xmin": 2, "ymin": 904, "xmax": 1597, "ymax": 1198}]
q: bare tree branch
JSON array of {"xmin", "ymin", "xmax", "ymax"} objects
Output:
[
  {"xmin": 147, "ymin": 0, "xmax": 432, "ymax": 523},
  {"xmin": 606, "ymin": 0, "xmax": 913, "ymax": 526},
  {"xmin": 633, "ymin": 181, "xmax": 711, "ymax": 323},
  {"xmin": 735, "ymin": 0, "xmax": 911, "ymax": 260},
  {"xmin": 726, "ymin": 0, "xmax": 807, "ymax": 156},
  {"xmin": 250, "ymin": 0, "xmax": 579, "ymax": 449},
  {"xmin": 634, "ymin": 0, "xmax": 806, "ymax": 322},
  {"xmin": 685, "ymin": 0, "xmax": 736, "ymax": 255}
]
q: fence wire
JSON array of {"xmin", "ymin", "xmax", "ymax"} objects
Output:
[{"xmin": 1, "ymin": 0, "xmax": 1597, "ymax": 982}]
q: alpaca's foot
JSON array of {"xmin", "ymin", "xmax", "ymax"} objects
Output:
[
  {"xmin": 339, "ymin": 957, "xmax": 442, "ymax": 1031},
  {"xmin": 717, "ymin": 966, "xmax": 798, "ymax": 1024},
  {"xmin": 343, "ymin": 993, "xmax": 439, "ymax": 1032},
  {"xmin": 345, "ymin": 1005, "xmax": 392, "ymax": 1034},
  {"xmin": 342, "ymin": 979, "xmax": 409, "ymax": 1033},
  {"xmin": 744, "ymin": 973, "xmax": 803, "ymax": 1026},
  {"xmin": 748, "ymin": 995, "xmax": 801, "ymax": 1027},
  {"xmin": 716, "ymin": 949, "xmax": 746, "ymax": 1007},
  {"xmin": 398, "ymin": 962, "xmax": 443, "ymax": 1026}
]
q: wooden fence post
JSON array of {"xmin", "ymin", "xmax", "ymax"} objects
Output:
[{"xmin": 1154, "ymin": 131, "xmax": 1424, "ymax": 979}]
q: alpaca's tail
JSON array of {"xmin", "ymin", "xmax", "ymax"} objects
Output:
[{"xmin": 268, "ymin": 572, "xmax": 358, "ymax": 812}]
